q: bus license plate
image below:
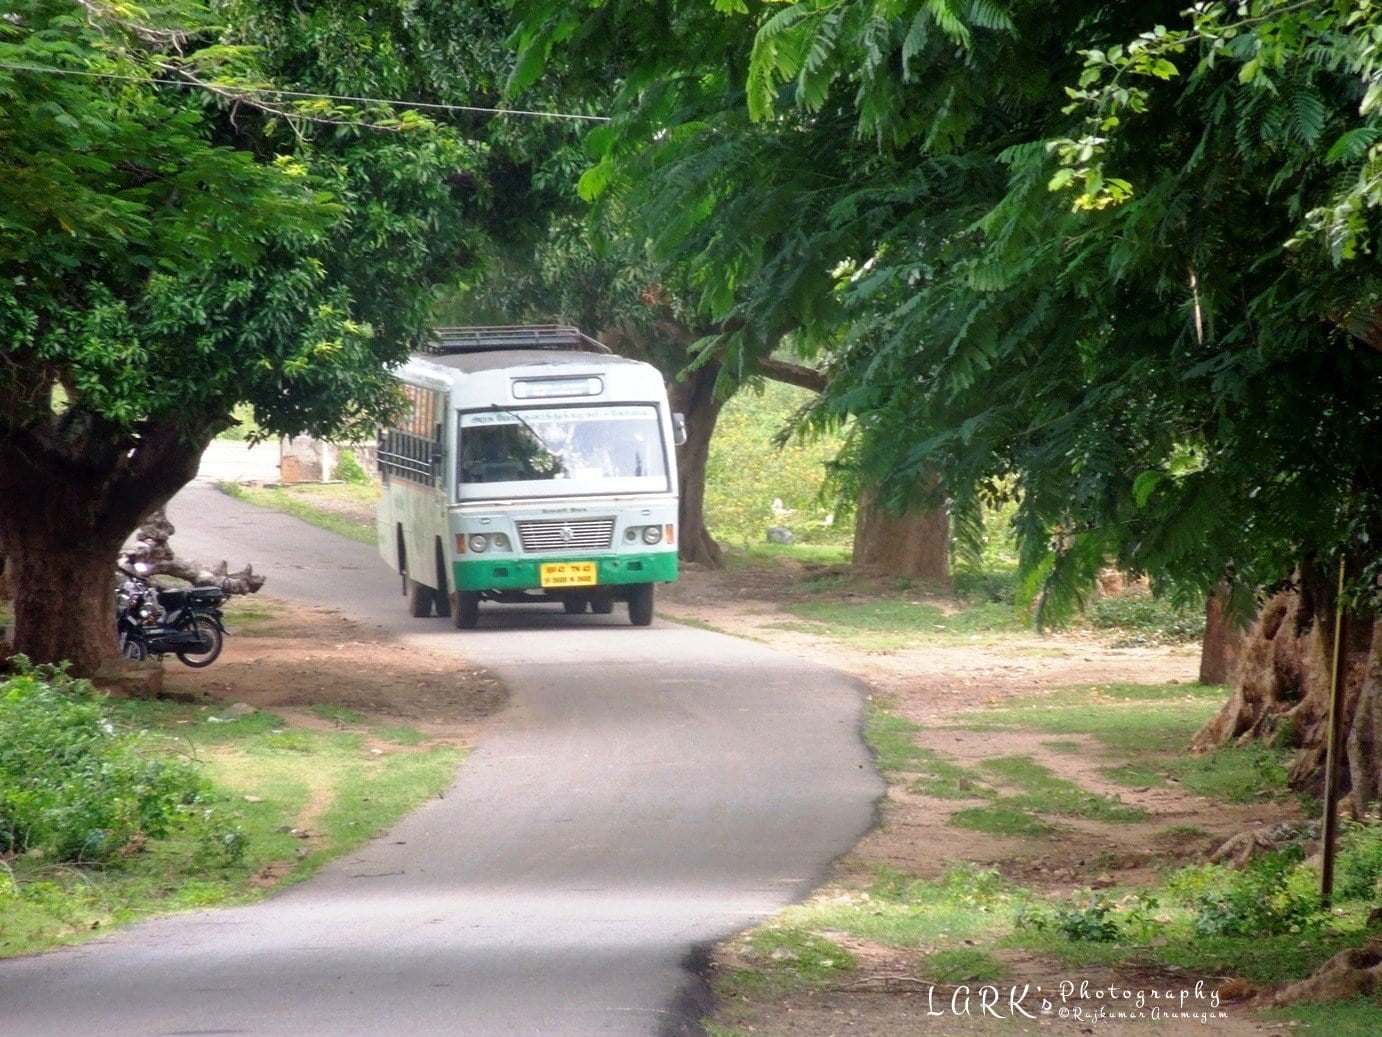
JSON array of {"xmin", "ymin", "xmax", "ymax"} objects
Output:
[{"xmin": 541, "ymin": 562, "xmax": 597, "ymax": 587}]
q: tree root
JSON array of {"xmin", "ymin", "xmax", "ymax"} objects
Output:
[{"xmin": 1262, "ymin": 942, "xmax": 1382, "ymax": 1006}]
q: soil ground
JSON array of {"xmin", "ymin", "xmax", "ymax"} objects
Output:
[
  {"xmin": 159, "ymin": 596, "xmax": 507, "ymax": 737},
  {"xmin": 660, "ymin": 561, "xmax": 1306, "ymax": 1036}
]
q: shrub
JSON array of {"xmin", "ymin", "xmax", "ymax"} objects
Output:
[
  {"xmin": 1336, "ymin": 822, "xmax": 1382, "ymax": 902},
  {"xmin": 1017, "ymin": 894, "xmax": 1124, "ymax": 942},
  {"xmin": 1191, "ymin": 848, "xmax": 1323, "ymax": 937},
  {"xmin": 1087, "ymin": 592, "xmax": 1206, "ymax": 645},
  {"xmin": 332, "ymin": 449, "xmax": 372, "ymax": 485},
  {"xmin": 0, "ymin": 660, "xmax": 208, "ymax": 862}
]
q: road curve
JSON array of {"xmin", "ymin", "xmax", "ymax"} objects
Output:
[{"xmin": 0, "ymin": 482, "xmax": 881, "ymax": 1036}]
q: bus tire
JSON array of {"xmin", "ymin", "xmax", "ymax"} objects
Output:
[
  {"xmin": 627, "ymin": 583, "xmax": 655, "ymax": 627},
  {"xmin": 563, "ymin": 599, "xmax": 588, "ymax": 615},
  {"xmin": 433, "ymin": 540, "xmax": 452, "ymax": 618},
  {"xmin": 453, "ymin": 592, "xmax": 480, "ymax": 629},
  {"xmin": 408, "ymin": 579, "xmax": 435, "ymax": 618}
]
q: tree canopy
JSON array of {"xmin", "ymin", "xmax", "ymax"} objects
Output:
[
  {"xmin": 0, "ymin": 0, "xmax": 485, "ymax": 671},
  {"xmin": 513, "ymin": 0, "xmax": 1382, "ymax": 614}
]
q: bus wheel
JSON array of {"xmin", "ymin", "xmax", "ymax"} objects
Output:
[
  {"xmin": 627, "ymin": 583, "xmax": 655, "ymax": 627},
  {"xmin": 408, "ymin": 579, "xmax": 435, "ymax": 618},
  {"xmin": 453, "ymin": 592, "xmax": 480, "ymax": 629},
  {"xmin": 563, "ymin": 599, "xmax": 588, "ymax": 615},
  {"xmin": 433, "ymin": 541, "xmax": 452, "ymax": 619}
]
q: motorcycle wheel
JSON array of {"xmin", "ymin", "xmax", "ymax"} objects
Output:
[
  {"xmin": 120, "ymin": 633, "xmax": 149, "ymax": 662},
  {"xmin": 177, "ymin": 617, "xmax": 224, "ymax": 668}
]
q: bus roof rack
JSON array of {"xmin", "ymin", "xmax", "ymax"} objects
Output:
[{"xmin": 426, "ymin": 324, "xmax": 611, "ymax": 355}]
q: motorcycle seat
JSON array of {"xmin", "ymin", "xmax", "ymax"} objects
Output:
[{"xmin": 157, "ymin": 586, "xmax": 225, "ymax": 608}]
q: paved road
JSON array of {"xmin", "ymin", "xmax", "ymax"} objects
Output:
[{"xmin": 0, "ymin": 482, "xmax": 881, "ymax": 1036}]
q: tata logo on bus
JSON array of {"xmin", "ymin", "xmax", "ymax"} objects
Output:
[{"xmin": 560, "ymin": 525, "xmax": 575, "ymax": 544}]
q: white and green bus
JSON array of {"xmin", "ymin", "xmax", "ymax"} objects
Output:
[{"xmin": 376, "ymin": 325, "xmax": 682, "ymax": 628}]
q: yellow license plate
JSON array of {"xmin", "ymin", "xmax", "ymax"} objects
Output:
[{"xmin": 540, "ymin": 561, "xmax": 598, "ymax": 588}]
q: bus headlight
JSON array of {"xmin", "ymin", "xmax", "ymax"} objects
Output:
[
  {"xmin": 624, "ymin": 528, "xmax": 639, "ymax": 543},
  {"xmin": 469, "ymin": 534, "xmax": 489, "ymax": 553},
  {"xmin": 641, "ymin": 525, "xmax": 663, "ymax": 546},
  {"xmin": 491, "ymin": 533, "xmax": 510, "ymax": 551}
]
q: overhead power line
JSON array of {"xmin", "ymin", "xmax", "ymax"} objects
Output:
[{"xmin": 0, "ymin": 61, "xmax": 611, "ymax": 123}]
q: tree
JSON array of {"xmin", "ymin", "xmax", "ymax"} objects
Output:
[
  {"xmin": 1, "ymin": 0, "xmax": 477, "ymax": 674},
  {"xmin": 517, "ymin": 0, "xmax": 1381, "ymax": 791},
  {"xmin": 511, "ymin": 0, "xmax": 949, "ymax": 567}
]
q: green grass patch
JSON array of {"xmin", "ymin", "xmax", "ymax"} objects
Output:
[
  {"xmin": 781, "ymin": 598, "xmax": 1021, "ymax": 650},
  {"xmin": 217, "ymin": 482, "xmax": 376, "ymax": 544},
  {"xmin": 950, "ymin": 802, "xmax": 1055, "ymax": 838},
  {"xmin": 704, "ymin": 381, "xmax": 851, "ymax": 551},
  {"xmin": 958, "ymin": 686, "xmax": 1222, "ymax": 753},
  {"xmin": 1272, "ymin": 996, "xmax": 1382, "ymax": 1034},
  {"xmin": 924, "ymin": 947, "xmax": 1005, "ymax": 983},
  {"xmin": 222, "ymin": 599, "xmax": 279, "ymax": 628},
  {"xmin": 1086, "ymin": 592, "xmax": 1206, "ymax": 646},
  {"xmin": 1102, "ymin": 743, "xmax": 1290, "ymax": 803},
  {"xmin": 310, "ymin": 704, "xmax": 366, "ymax": 726},
  {"xmin": 1, "ymin": 696, "xmax": 462, "ymax": 958},
  {"xmin": 1042, "ymin": 740, "xmax": 1085, "ymax": 754},
  {"xmin": 978, "ymin": 756, "xmax": 1145, "ymax": 822},
  {"xmin": 724, "ymin": 543, "xmax": 853, "ymax": 568},
  {"xmin": 374, "ymin": 725, "xmax": 428, "ymax": 746},
  {"xmin": 779, "ymin": 866, "xmax": 1019, "ymax": 950}
]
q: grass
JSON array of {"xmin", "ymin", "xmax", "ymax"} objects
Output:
[
  {"xmin": 955, "ymin": 683, "xmax": 1294, "ymax": 804},
  {"xmin": 950, "ymin": 803, "xmax": 1055, "ymax": 837},
  {"xmin": 217, "ymin": 481, "xmax": 377, "ymax": 544},
  {"xmin": 0, "ymin": 699, "xmax": 462, "ymax": 957},
  {"xmin": 1272, "ymin": 997, "xmax": 1382, "ymax": 1034},
  {"xmin": 772, "ymin": 597, "xmax": 1022, "ymax": 651},
  {"xmin": 718, "ymin": 675, "xmax": 1372, "ymax": 1031},
  {"xmin": 978, "ymin": 756, "xmax": 1146, "ymax": 822}
]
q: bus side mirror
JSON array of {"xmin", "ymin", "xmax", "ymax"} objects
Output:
[{"xmin": 672, "ymin": 413, "xmax": 688, "ymax": 447}]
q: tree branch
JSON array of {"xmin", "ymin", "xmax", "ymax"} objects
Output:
[{"xmin": 759, "ymin": 356, "xmax": 828, "ymax": 393}]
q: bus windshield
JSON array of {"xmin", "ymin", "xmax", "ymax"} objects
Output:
[{"xmin": 457, "ymin": 404, "xmax": 669, "ymax": 499}]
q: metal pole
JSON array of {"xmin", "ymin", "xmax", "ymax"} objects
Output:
[{"xmin": 1321, "ymin": 557, "xmax": 1350, "ymax": 909}]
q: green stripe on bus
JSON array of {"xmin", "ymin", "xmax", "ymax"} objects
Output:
[{"xmin": 452, "ymin": 551, "xmax": 678, "ymax": 592}]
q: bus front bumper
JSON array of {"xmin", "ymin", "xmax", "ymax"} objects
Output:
[{"xmin": 452, "ymin": 551, "xmax": 678, "ymax": 592}]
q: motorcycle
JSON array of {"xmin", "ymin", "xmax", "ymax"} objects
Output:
[{"xmin": 116, "ymin": 563, "xmax": 228, "ymax": 668}]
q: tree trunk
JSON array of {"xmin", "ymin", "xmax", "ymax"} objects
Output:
[
  {"xmin": 668, "ymin": 361, "xmax": 726, "ymax": 567},
  {"xmin": 1198, "ymin": 584, "xmax": 1245, "ymax": 685},
  {"xmin": 0, "ymin": 418, "xmax": 210, "ymax": 676},
  {"xmin": 1192, "ymin": 587, "xmax": 1377, "ymax": 804},
  {"xmin": 852, "ymin": 482, "xmax": 950, "ymax": 584},
  {"xmin": 1346, "ymin": 617, "xmax": 1382, "ymax": 818},
  {"xmin": 6, "ymin": 528, "xmax": 120, "ymax": 676}
]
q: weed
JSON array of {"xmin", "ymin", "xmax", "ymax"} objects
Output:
[
  {"xmin": 1087, "ymin": 593, "xmax": 1205, "ymax": 645},
  {"xmin": 1187, "ymin": 849, "xmax": 1324, "ymax": 938},
  {"xmin": 332, "ymin": 450, "xmax": 372, "ymax": 485},
  {"xmin": 1335, "ymin": 822, "xmax": 1382, "ymax": 901},
  {"xmin": 1, "ymin": 689, "xmax": 463, "ymax": 957},
  {"xmin": 0, "ymin": 661, "xmax": 231, "ymax": 863}
]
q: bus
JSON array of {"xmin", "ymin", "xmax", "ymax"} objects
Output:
[{"xmin": 375, "ymin": 325, "xmax": 683, "ymax": 628}]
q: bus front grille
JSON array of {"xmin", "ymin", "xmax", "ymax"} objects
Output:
[{"xmin": 516, "ymin": 518, "xmax": 616, "ymax": 553}]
